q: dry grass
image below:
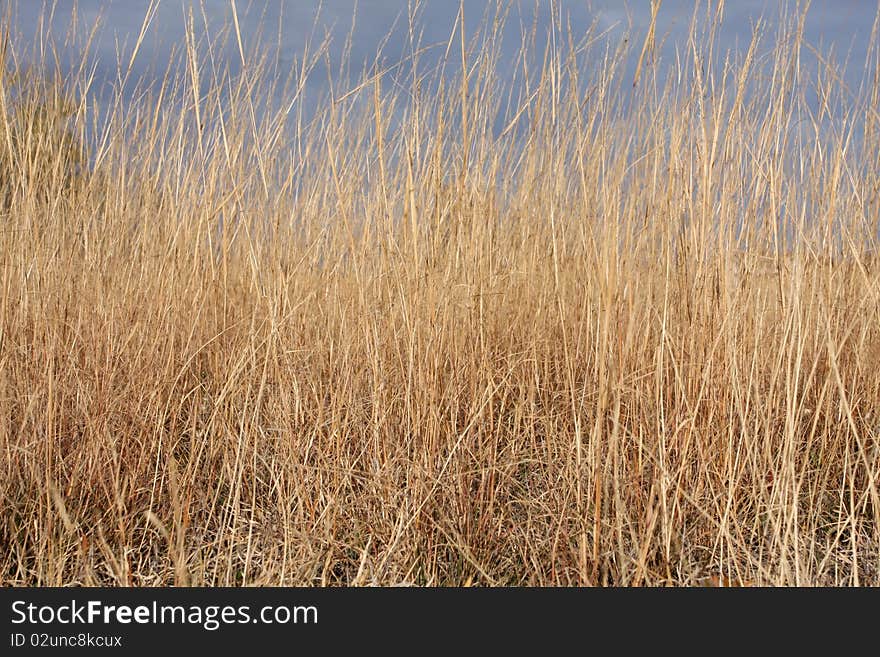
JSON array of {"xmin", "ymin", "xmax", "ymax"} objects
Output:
[{"xmin": 1, "ymin": 1, "xmax": 879, "ymax": 586}]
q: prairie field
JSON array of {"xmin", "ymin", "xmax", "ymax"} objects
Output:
[{"xmin": 1, "ymin": 2, "xmax": 879, "ymax": 586}]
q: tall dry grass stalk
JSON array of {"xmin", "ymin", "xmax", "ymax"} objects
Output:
[{"xmin": 1, "ymin": 1, "xmax": 879, "ymax": 586}]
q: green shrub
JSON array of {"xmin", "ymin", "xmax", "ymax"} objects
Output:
[{"xmin": 0, "ymin": 58, "xmax": 87, "ymax": 210}]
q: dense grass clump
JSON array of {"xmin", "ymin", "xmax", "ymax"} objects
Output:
[{"xmin": 0, "ymin": 2, "xmax": 878, "ymax": 586}]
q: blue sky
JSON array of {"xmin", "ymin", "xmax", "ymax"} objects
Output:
[
  {"xmin": 7, "ymin": 0, "xmax": 879, "ymax": 133},
  {"xmin": 9, "ymin": 2, "xmax": 879, "ymax": 87}
]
